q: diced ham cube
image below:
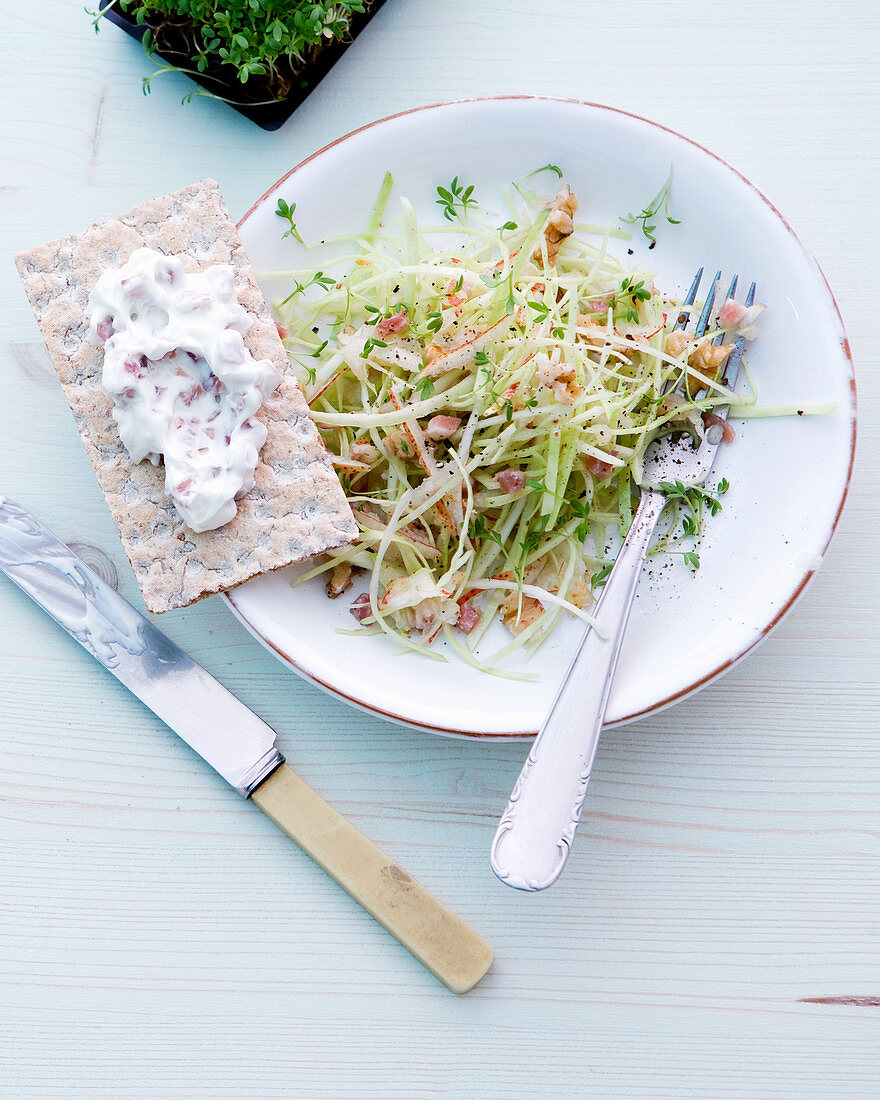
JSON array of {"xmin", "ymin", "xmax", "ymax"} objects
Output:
[
  {"xmin": 424, "ymin": 415, "xmax": 461, "ymax": 440},
  {"xmin": 180, "ymin": 384, "xmax": 205, "ymax": 407},
  {"xmin": 179, "ymin": 291, "xmax": 211, "ymax": 313},
  {"xmin": 717, "ymin": 298, "xmax": 748, "ymax": 327},
  {"xmin": 702, "ymin": 410, "xmax": 736, "ymax": 443},
  {"xmin": 123, "ymin": 356, "xmax": 151, "ymax": 379},
  {"xmin": 350, "ymin": 593, "xmax": 372, "ymax": 622},
  {"xmin": 585, "ymin": 454, "xmax": 615, "ymax": 480},
  {"xmin": 457, "ymin": 601, "xmax": 479, "ymax": 634},
  {"xmin": 495, "ymin": 468, "xmax": 526, "ymax": 493},
  {"xmin": 120, "ymin": 274, "xmax": 146, "ymax": 299},
  {"xmin": 376, "ymin": 309, "xmax": 409, "ymax": 335}
]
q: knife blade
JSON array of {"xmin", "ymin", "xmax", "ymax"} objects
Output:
[
  {"xmin": 0, "ymin": 495, "xmax": 281, "ymax": 795},
  {"xmin": 0, "ymin": 495, "xmax": 492, "ymax": 993}
]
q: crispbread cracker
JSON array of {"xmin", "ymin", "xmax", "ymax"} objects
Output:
[{"xmin": 15, "ymin": 178, "xmax": 356, "ymax": 613}]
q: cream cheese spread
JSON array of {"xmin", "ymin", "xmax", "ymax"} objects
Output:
[{"xmin": 88, "ymin": 248, "xmax": 280, "ymax": 532}]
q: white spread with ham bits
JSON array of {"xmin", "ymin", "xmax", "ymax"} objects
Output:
[{"xmin": 88, "ymin": 248, "xmax": 280, "ymax": 533}]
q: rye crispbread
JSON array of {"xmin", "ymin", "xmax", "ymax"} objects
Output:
[{"xmin": 15, "ymin": 178, "xmax": 356, "ymax": 613}]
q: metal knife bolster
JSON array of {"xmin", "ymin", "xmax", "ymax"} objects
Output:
[
  {"xmin": 0, "ymin": 496, "xmax": 283, "ymax": 796},
  {"xmin": 234, "ymin": 747, "xmax": 285, "ymax": 796}
]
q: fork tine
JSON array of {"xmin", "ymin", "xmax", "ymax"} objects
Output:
[
  {"xmin": 674, "ymin": 267, "xmax": 703, "ymax": 330},
  {"xmin": 694, "ymin": 269, "xmax": 721, "ymax": 338},
  {"xmin": 719, "ymin": 281, "xmax": 757, "ymax": 388},
  {"xmin": 712, "ymin": 274, "xmax": 739, "ymax": 346}
]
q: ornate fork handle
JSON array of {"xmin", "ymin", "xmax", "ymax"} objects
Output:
[{"xmin": 490, "ymin": 489, "xmax": 666, "ymax": 891}]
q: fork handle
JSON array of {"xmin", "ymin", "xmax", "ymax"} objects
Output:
[{"xmin": 490, "ymin": 490, "xmax": 666, "ymax": 890}]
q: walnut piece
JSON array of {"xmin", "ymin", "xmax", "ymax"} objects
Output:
[{"xmin": 533, "ymin": 185, "xmax": 579, "ymax": 266}]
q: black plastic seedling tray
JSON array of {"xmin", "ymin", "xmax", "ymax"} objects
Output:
[{"xmin": 102, "ymin": 1, "xmax": 388, "ymax": 130}]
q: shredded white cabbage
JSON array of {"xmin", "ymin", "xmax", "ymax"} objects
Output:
[{"xmin": 272, "ymin": 171, "xmax": 763, "ymax": 674}]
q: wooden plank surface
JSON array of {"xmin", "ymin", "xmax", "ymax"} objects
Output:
[{"xmin": 1, "ymin": 0, "xmax": 878, "ymax": 1095}]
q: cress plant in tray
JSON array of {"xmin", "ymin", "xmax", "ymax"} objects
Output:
[{"xmin": 90, "ymin": 0, "xmax": 378, "ymax": 120}]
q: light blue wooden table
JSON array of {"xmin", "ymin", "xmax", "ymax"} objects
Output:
[{"xmin": 1, "ymin": 1, "xmax": 878, "ymax": 1095}]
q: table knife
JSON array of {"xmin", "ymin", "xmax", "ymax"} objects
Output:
[{"xmin": 0, "ymin": 496, "xmax": 492, "ymax": 994}]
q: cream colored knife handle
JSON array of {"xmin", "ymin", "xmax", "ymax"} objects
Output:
[{"xmin": 250, "ymin": 764, "xmax": 492, "ymax": 993}]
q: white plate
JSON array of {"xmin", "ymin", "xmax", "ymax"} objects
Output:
[{"xmin": 224, "ymin": 97, "xmax": 856, "ymax": 739}]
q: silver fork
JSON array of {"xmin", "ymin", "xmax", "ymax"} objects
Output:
[{"xmin": 490, "ymin": 269, "xmax": 756, "ymax": 891}]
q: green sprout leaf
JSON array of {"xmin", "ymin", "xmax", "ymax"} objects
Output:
[
  {"xmin": 610, "ymin": 276, "xmax": 652, "ymax": 323},
  {"xmin": 469, "ymin": 514, "xmax": 504, "ymax": 548},
  {"xmin": 436, "ymin": 177, "xmax": 477, "ymax": 222},
  {"xmin": 360, "ymin": 336, "xmax": 388, "ymax": 359},
  {"xmin": 620, "ymin": 165, "xmax": 681, "ymax": 245},
  {"xmin": 276, "ymin": 198, "xmax": 305, "ymax": 245},
  {"xmin": 590, "ymin": 563, "xmax": 613, "ymax": 593},
  {"xmin": 520, "ymin": 163, "xmax": 563, "ymax": 181},
  {"xmin": 522, "ymin": 529, "xmax": 545, "ymax": 556},
  {"xmin": 559, "ymin": 497, "xmax": 591, "ymax": 542},
  {"xmin": 277, "ymin": 269, "xmax": 334, "ymax": 306}
]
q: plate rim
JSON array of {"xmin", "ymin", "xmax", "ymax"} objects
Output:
[{"xmin": 225, "ymin": 94, "xmax": 857, "ymax": 740}]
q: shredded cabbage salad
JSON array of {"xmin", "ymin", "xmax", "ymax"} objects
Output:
[{"xmin": 270, "ymin": 170, "xmax": 768, "ymax": 676}]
